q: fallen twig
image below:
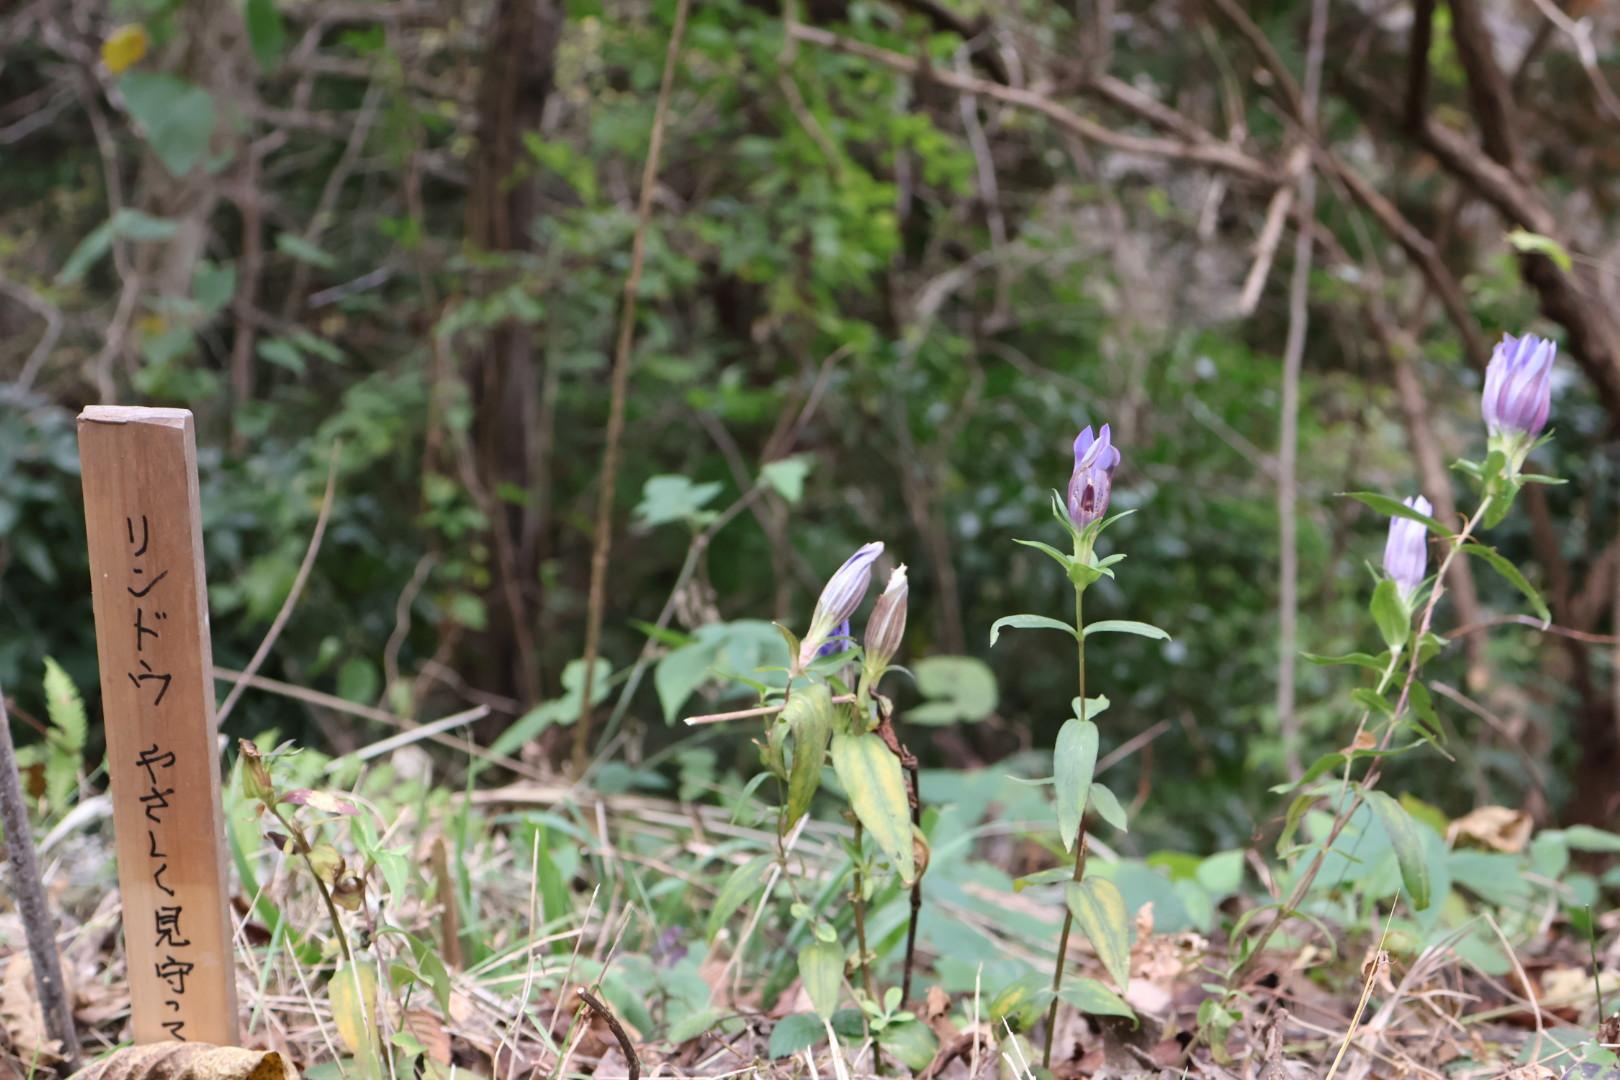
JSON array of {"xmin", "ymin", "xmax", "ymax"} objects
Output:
[{"xmin": 576, "ymin": 986, "xmax": 640, "ymax": 1080}]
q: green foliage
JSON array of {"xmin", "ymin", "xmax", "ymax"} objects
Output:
[
  {"xmin": 1052, "ymin": 717, "xmax": 1097, "ymax": 851},
  {"xmin": 797, "ymin": 939, "xmax": 843, "ymax": 1019},
  {"xmin": 1364, "ymin": 789, "xmax": 1432, "ymax": 910},
  {"xmin": 908, "ymin": 655, "xmax": 997, "ymax": 725},
  {"xmin": 16, "ymin": 657, "xmax": 90, "ymax": 821},
  {"xmin": 987, "ymin": 613, "xmax": 1077, "ymax": 646},
  {"xmin": 118, "ymin": 72, "xmax": 217, "ymax": 177}
]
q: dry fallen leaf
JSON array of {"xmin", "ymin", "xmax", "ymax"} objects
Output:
[
  {"xmin": 403, "ymin": 1009, "xmax": 452, "ymax": 1066},
  {"xmin": 1342, "ymin": 730, "xmax": 1377, "ymax": 754},
  {"xmin": 0, "ymin": 953, "xmax": 60, "ymax": 1063},
  {"xmin": 1538, "ymin": 965, "xmax": 1620, "ymax": 1010},
  {"xmin": 69, "ymin": 1044, "xmax": 298, "ymax": 1080},
  {"xmin": 1447, "ymin": 805, "xmax": 1533, "ymax": 853}
]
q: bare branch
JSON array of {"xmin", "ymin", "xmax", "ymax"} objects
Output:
[
  {"xmin": 787, "ymin": 23, "xmax": 1278, "ymax": 183},
  {"xmin": 572, "ymin": 0, "xmax": 694, "ymax": 774}
]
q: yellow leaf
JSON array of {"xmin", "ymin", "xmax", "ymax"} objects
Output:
[
  {"xmin": 102, "ymin": 25, "xmax": 149, "ymax": 74},
  {"xmin": 329, "ymin": 961, "xmax": 379, "ymax": 1057}
]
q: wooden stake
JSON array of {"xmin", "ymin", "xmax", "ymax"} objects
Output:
[{"xmin": 78, "ymin": 407, "xmax": 238, "ymax": 1045}]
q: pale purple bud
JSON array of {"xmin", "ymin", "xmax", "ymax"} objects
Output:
[
  {"xmin": 1382, "ymin": 495, "xmax": 1432, "ymax": 600},
  {"xmin": 1482, "ymin": 333, "xmax": 1556, "ymax": 437},
  {"xmin": 863, "ymin": 566, "xmax": 908, "ymax": 671},
  {"xmin": 798, "ymin": 541, "xmax": 884, "ymax": 668},
  {"xmin": 1066, "ymin": 424, "xmax": 1121, "ymax": 529}
]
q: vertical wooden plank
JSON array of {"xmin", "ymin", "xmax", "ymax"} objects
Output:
[{"xmin": 78, "ymin": 406, "xmax": 238, "ymax": 1045}]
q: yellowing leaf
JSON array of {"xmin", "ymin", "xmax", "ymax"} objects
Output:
[
  {"xmin": 830, "ymin": 732, "xmax": 915, "ymax": 884},
  {"xmin": 1066, "ymin": 876, "xmax": 1132, "ymax": 991},
  {"xmin": 797, "ymin": 940, "xmax": 843, "ymax": 1019},
  {"xmin": 102, "ymin": 25, "xmax": 149, "ymax": 74},
  {"xmin": 330, "ymin": 961, "xmax": 379, "ymax": 1057},
  {"xmin": 783, "ymin": 684, "xmax": 833, "ymax": 830}
]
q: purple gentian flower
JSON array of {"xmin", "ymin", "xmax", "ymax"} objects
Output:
[
  {"xmin": 1482, "ymin": 333, "xmax": 1556, "ymax": 438},
  {"xmin": 1383, "ymin": 495, "xmax": 1432, "ymax": 601},
  {"xmin": 1066, "ymin": 424, "xmax": 1121, "ymax": 529},
  {"xmin": 798, "ymin": 541, "xmax": 884, "ymax": 669}
]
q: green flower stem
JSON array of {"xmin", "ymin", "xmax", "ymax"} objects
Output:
[
  {"xmin": 852, "ymin": 820, "xmax": 875, "ymax": 1003},
  {"xmin": 1235, "ymin": 499, "xmax": 1489, "ymax": 980},
  {"xmin": 267, "ymin": 801, "xmax": 357, "ymax": 971},
  {"xmin": 1042, "ymin": 580, "xmax": 1089, "ymax": 1069}
]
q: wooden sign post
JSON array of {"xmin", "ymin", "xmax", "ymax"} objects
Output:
[{"xmin": 79, "ymin": 407, "xmax": 238, "ymax": 1045}]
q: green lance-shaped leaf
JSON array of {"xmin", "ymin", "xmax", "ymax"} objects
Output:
[
  {"xmin": 1505, "ymin": 228, "xmax": 1574, "ymax": 271},
  {"xmin": 1057, "ymin": 978, "xmax": 1136, "ymax": 1023},
  {"xmin": 1053, "ymin": 718, "xmax": 1099, "ymax": 851},
  {"xmin": 1369, "ymin": 578, "xmax": 1412, "ymax": 651},
  {"xmin": 1364, "ymin": 789, "xmax": 1432, "ymax": 910},
  {"xmin": 707, "ymin": 854, "xmax": 775, "ymax": 943},
  {"xmin": 797, "ymin": 939, "xmax": 844, "ymax": 1019},
  {"xmin": 783, "ymin": 684, "xmax": 833, "ymax": 831},
  {"xmin": 830, "ymin": 732, "xmax": 915, "ymax": 884},
  {"xmin": 1065, "ymin": 876, "xmax": 1132, "ymax": 991},
  {"xmin": 1083, "ymin": 619, "xmax": 1171, "ymax": 641},
  {"xmin": 1088, "ymin": 782, "xmax": 1128, "ymax": 833},
  {"xmin": 1461, "ymin": 543, "xmax": 1551, "ymax": 626},
  {"xmin": 1012, "ymin": 537, "xmax": 1075, "ymax": 574},
  {"xmin": 988, "ymin": 613, "xmax": 1079, "ymax": 646},
  {"xmin": 1345, "ymin": 492, "xmax": 1452, "ymax": 537}
]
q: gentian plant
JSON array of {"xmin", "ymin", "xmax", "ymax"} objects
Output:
[
  {"xmin": 732, "ymin": 542, "xmax": 926, "ymax": 1056},
  {"xmin": 990, "ymin": 423, "xmax": 1170, "ymax": 1067},
  {"xmin": 1236, "ymin": 330, "xmax": 1564, "ymax": 986}
]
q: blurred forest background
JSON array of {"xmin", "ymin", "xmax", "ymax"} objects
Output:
[{"xmin": 3, "ymin": 0, "xmax": 1619, "ymax": 853}]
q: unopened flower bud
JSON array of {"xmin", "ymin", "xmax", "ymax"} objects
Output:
[
  {"xmin": 1066, "ymin": 424, "xmax": 1121, "ymax": 530},
  {"xmin": 798, "ymin": 541, "xmax": 883, "ymax": 668},
  {"xmin": 239, "ymin": 739, "xmax": 275, "ymax": 804},
  {"xmin": 863, "ymin": 566, "xmax": 908, "ymax": 671},
  {"xmin": 1382, "ymin": 495, "xmax": 1432, "ymax": 601},
  {"xmin": 332, "ymin": 874, "xmax": 366, "ymax": 911},
  {"xmin": 1482, "ymin": 332, "xmax": 1556, "ymax": 438}
]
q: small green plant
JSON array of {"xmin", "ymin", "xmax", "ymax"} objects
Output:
[
  {"xmin": 690, "ymin": 542, "xmax": 932, "ymax": 1064},
  {"xmin": 1203, "ymin": 332, "xmax": 1566, "ymax": 1058},
  {"xmin": 990, "ymin": 424, "xmax": 1169, "ymax": 1067},
  {"xmin": 234, "ymin": 739, "xmax": 449, "ymax": 1080},
  {"xmin": 9, "ymin": 658, "xmax": 89, "ymax": 826}
]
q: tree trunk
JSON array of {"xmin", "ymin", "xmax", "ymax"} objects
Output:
[{"xmin": 461, "ymin": 0, "xmax": 564, "ymax": 708}]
